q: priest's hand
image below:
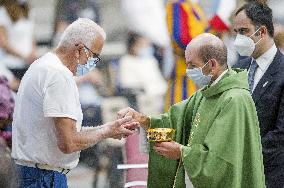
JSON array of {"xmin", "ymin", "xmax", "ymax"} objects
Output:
[
  {"xmin": 153, "ymin": 141, "xmax": 182, "ymax": 160},
  {"xmin": 117, "ymin": 107, "xmax": 150, "ymax": 130}
]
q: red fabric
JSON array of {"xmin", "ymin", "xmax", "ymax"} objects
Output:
[
  {"xmin": 179, "ymin": 5, "xmax": 191, "ymax": 46},
  {"xmin": 209, "ymin": 15, "xmax": 229, "ymax": 32},
  {"xmin": 125, "ymin": 133, "xmax": 148, "ymax": 187}
]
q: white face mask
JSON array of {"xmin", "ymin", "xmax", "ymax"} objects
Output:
[
  {"xmin": 234, "ymin": 27, "xmax": 262, "ymax": 57},
  {"xmin": 186, "ymin": 61, "xmax": 213, "ymax": 86}
]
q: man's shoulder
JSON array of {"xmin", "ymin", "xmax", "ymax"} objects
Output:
[
  {"xmin": 35, "ymin": 53, "xmax": 72, "ymax": 77},
  {"xmin": 268, "ymin": 50, "xmax": 284, "ymax": 79},
  {"xmin": 275, "ymin": 50, "xmax": 284, "ymax": 66},
  {"xmin": 37, "ymin": 52, "xmax": 60, "ymax": 66},
  {"xmin": 222, "ymin": 87, "xmax": 253, "ymax": 107}
]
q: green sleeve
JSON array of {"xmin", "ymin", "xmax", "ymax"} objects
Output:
[
  {"xmin": 182, "ymin": 93, "xmax": 264, "ymax": 188},
  {"xmin": 149, "ymin": 93, "xmax": 198, "ymax": 144}
]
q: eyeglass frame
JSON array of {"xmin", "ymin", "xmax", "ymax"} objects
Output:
[{"xmin": 83, "ymin": 45, "xmax": 101, "ymax": 64}]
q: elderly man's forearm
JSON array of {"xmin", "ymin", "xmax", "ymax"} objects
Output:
[{"xmin": 57, "ymin": 127, "xmax": 108, "ymax": 154}]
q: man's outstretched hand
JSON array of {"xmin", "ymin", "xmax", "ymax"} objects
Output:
[
  {"xmin": 103, "ymin": 116, "xmax": 139, "ymax": 139},
  {"xmin": 117, "ymin": 107, "xmax": 150, "ymax": 130}
]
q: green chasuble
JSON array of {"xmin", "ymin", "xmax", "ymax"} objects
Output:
[{"xmin": 148, "ymin": 69, "xmax": 265, "ymax": 188}]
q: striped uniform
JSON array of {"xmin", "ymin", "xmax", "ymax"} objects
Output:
[{"xmin": 164, "ymin": 0, "xmax": 208, "ymax": 111}]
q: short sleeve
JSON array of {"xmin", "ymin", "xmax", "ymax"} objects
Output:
[{"xmin": 43, "ymin": 71, "xmax": 79, "ymax": 121}]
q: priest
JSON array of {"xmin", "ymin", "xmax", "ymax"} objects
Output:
[{"xmin": 118, "ymin": 33, "xmax": 265, "ymax": 188}]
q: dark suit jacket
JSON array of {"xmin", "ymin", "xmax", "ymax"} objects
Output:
[{"xmin": 234, "ymin": 50, "xmax": 284, "ymax": 181}]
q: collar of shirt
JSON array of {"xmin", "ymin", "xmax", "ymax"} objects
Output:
[
  {"xmin": 255, "ymin": 43, "xmax": 277, "ymax": 71},
  {"xmin": 211, "ymin": 69, "xmax": 229, "ymax": 86},
  {"xmin": 50, "ymin": 52, "xmax": 74, "ymax": 77}
]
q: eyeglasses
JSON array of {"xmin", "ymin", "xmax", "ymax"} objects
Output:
[{"xmin": 83, "ymin": 45, "xmax": 101, "ymax": 64}]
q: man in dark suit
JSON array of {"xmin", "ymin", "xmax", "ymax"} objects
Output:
[{"xmin": 233, "ymin": 2, "xmax": 284, "ymax": 188}]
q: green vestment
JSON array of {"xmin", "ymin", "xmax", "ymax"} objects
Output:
[{"xmin": 147, "ymin": 69, "xmax": 265, "ymax": 188}]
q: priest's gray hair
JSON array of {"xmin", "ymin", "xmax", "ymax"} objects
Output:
[{"xmin": 57, "ymin": 18, "xmax": 106, "ymax": 49}]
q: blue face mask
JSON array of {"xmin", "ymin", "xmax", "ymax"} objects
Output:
[
  {"xmin": 138, "ymin": 46, "xmax": 154, "ymax": 58},
  {"xmin": 76, "ymin": 58, "xmax": 97, "ymax": 76},
  {"xmin": 186, "ymin": 61, "xmax": 212, "ymax": 86},
  {"xmin": 76, "ymin": 46, "xmax": 100, "ymax": 76}
]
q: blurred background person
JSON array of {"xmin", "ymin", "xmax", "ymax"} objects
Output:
[
  {"xmin": 115, "ymin": 32, "xmax": 167, "ymax": 109},
  {"xmin": 0, "ymin": 74, "xmax": 15, "ymax": 187},
  {"xmin": 0, "ymin": 0, "xmax": 37, "ymax": 84},
  {"xmin": 274, "ymin": 24, "xmax": 284, "ymax": 53},
  {"xmin": 109, "ymin": 31, "xmax": 167, "ymax": 187},
  {"xmin": 121, "ymin": 0, "xmax": 169, "ymax": 50},
  {"xmin": 0, "ymin": 62, "xmax": 20, "ymax": 91},
  {"xmin": 0, "ymin": 143, "xmax": 17, "ymax": 188},
  {"xmin": 163, "ymin": 0, "xmax": 207, "ymax": 111},
  {"xmin": 0, "ymin": 75, "xmax": 14, "ymax": 149},
  {"xmin": 121, "ymin": 0, "xmax": 170, "ymax": 69},
  {"xmin": 52, "ymin": 0, "xmax": 101, "ymax": 47}
]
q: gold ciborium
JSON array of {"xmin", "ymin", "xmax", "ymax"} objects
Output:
[{"xmin": 147, "ymin": 128, "xmax": 175, "ymax": 142}]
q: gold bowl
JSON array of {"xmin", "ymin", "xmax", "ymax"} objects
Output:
[{"xmin": 147, "ymin": 128, "xmax": 175, "ymax": 142}]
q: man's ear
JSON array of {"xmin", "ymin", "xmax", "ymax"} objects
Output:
[
  {"xmin": 75, "ymin": 44, "xmax": 84, "ymax": 58},
  {"xmin": 209, "ymin": 59, "xmax": 217, "ymax": 69},
  {"xmin": 75, "ymin": 43, "xmax": 85, "ymax": 51},
  {"xmin": 74, "ymin": 49, "xmax": 80, "ymax": 59},
  {"xmin": 257, "ymin": 26, "xmax": 267, "ymax": 37}
]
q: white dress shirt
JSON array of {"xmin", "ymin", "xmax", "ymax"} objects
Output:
[{"xmin": 251, "ymin": 44, "xmax": 277, "ymax": 92}]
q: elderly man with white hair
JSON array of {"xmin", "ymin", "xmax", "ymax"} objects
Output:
[
  {"xmin": 11, "ymin": 18, "xmax": 138, "ymax": 188},
  {"xmin": 118, "ymin": 33, "xmax": 265, "ymax": 188}
]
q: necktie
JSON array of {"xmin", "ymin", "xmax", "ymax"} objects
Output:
[{"xmin": 248, "ymin": 59, "xmax": 258, "ymax": 93}]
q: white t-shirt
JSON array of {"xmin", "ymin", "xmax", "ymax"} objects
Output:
[{"xmin": 12, "ymin": 52, "xmax": 83, "ymax": 169}]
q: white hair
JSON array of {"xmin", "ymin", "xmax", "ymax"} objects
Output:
[{"xmin": 57, "ymin": 18, "xmax": 106, "ymax": 48}]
